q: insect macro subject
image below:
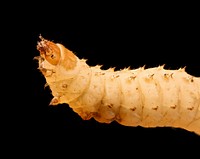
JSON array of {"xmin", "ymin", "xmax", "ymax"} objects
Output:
[{"xmin": 35, "ymin": 36, "xmax": 200, "ymax": 135}]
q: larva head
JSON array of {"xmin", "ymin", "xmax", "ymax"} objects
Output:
[
  {"xmin": 37, "ymin": 35, "xmax": 61, "ymax": 65},
  {"xmin": 35, "ymin": 36, "xmax": 90, "ymax": 104},
  {"xmin": 36, "ymin": 36, "xmax": 77, "ymax": 71},
  {"xmin": 35, "ymin": 35, "xmax": 80, "ymax": 85}
]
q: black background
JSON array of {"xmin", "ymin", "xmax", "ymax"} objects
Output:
[{"xmin": 21, "ymin": 2, "xmax": 200, "ymax": 157}]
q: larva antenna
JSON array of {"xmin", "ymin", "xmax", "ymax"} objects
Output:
[{"xmin": 38, "ymin": 34, "xmax": 45, "ymax": 41}]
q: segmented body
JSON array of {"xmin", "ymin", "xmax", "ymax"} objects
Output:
[{"xmin": 36, "ymin": 36, "xmax": 200, "ymax": 135}]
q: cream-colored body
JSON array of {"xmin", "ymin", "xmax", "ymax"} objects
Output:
[{"xmin": 36, "ymin": 38, "xmax": 200, "ymax": 135}]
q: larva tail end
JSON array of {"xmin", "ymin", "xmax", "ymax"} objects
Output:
[{"xmin": 37, "ymin": 35, "xmax": 61, "ymax": 65}]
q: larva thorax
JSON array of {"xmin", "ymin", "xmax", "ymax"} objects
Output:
[
  {"xmin": 36, "ymin": 38, "xmax": 91, "ymax": 104},
  {"xmin": 36, "ymin": 37, "xmax": 200, "ymax": 135}
]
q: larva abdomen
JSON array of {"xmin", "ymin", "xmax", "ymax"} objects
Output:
[
  {"xmin": 36, "ymin": 36, "xmax": 200, "ymax": 135},
  {"xmin": 86, "ymin": 66, "xmax": 200, "ymax": 133},
  {"xmin": 118, "ymin": 68, "xmax": 200, "ymax": 131}
]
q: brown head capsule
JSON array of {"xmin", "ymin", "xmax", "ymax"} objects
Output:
[{"xmin": 37, "ymin": 35, "xmax": 61, "ymax": 65}]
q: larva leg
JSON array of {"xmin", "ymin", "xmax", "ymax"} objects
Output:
[{"xmin": 35, "ymin": 36, "xmax": 200, "ymax": 135}]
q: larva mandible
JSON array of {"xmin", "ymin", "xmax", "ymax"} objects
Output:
[{"xmin": 35, "ymin": 36, "xmax": 200, "ymax": 135}]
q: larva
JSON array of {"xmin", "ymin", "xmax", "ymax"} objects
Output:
[{"xmin": 35, "ymin": 36, "xmax": 200, "ymax": 135}]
